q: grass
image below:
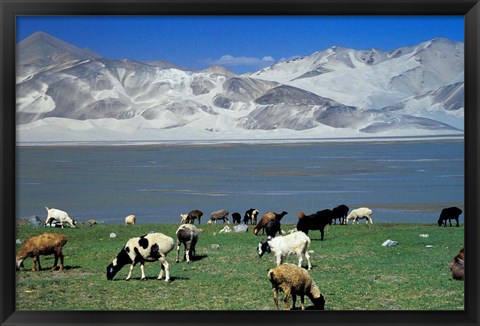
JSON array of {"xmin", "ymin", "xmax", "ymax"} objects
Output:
[{"xmin": 15, "ymin": 222, "xmax": 464, "ymax": 311}]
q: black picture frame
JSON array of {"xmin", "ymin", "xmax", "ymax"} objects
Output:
[{"xmin": 1, "ymin": 0, "xmax": 479, "ymax": 325}]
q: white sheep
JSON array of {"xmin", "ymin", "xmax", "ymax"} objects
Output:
[
  {"xmin": 106, "ymin": 232, "xmax": 174, "ymax": 281},
  {"xmin": 44, "ymin": 207, "xmax": 76, "ymax": 228},
  {"xmin": 175, "ymin": 224, "xmax": 202, "ymax": 263},
  {"xmin": 208, "ymin": 209, "xmax": 229, "ymax": 224},
  {"xmin": 344, "ymin": 207, "xmax": 373, "ymax": 224},
  {"xmin": 268, "ymin": 263, "xmax": 325, "ymax": 310},
  {"xmin": 16, "ymin": 233, "xmax": 68, "ymax": 271},
  {"xmin": 124, "ymin": 214, "xmax": 136, "ymax": 225},
  {"xmin": 258, "ymin": 231, "xmax": 312, "ymax": 270}
]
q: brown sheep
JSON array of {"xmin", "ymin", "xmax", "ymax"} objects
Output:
[
  {"xmin": 254, "ymin": 211, "xmax": 288, "ymax": 235},
  {"xmin": 451, "ymin": 247, "xmax": 464, "ymax": 281},
  {"xmin": 16, "ymin": 233, "xmax": 67, "ymax": 272},
  {"xmin": 267, "ymin": 263, "xmax": 325, "ymax": 310}
]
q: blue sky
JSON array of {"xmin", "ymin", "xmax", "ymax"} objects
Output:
[{"xmin": 16, "ymin": 16, "xmax": 464, "ymax": 74}]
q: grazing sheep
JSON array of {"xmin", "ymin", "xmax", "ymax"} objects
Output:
[
  {"xmin": 331, "ymin": 204, "xmax": 349, "ymax": 225},
  {"xmin": 438, "ymin": 207, "xmax": 462, "ymax": 227},
  {"xmin": 232, "ymin": 212, "xmax": 242, "ymax": 224},
  {"xmin": 264, "ymin": 219, "xmax": 282, "ymax": 238},
  {"xmin": 44, "ymin": 207, "xmax": 76, "ymax": 228},
  {"xmin": 268, "ymin": 263, "xmax": 325, "ymax": 310},
  {"xmin": 87, "ymin": 219, "xmax": 98, "ymax": 226},
  {"xmin": 451, "ymin": 247, "xmax": 464, "ymax": 281},
  {"xmin": 175, "ymin": 224, "xmax": 202, "ymax": 263},
  {"xmin": 186, "ymin": 209, "xmax": 203, "ymax": 224},
  {"xmin": 16, "ymin": 233, "xmax": 67, "ymax": 272},
  {"xmin": 208, "ymin": 209, "xmax": 229, "ymax": 224},
  {"xmin": 254, "ymin": 211, "xmax": 288, "ymax": 235},
  {"xmin": 124, "ymin": 214, "xmax": 136, "ymax": 225},
  {"xmin": 243, "ymin": 208, "xmax": 260, "ymax": 224},
  {"xmin": 106, "ymin": 232, "xmax": 174, "ymax": 281},
  {"xmin": 258, "ymin": 231, "xmax": 312, "ymax": 270},
  {"xmin": 296, "ymin": 210, "xmax": 333, "ymax": 241},
  {"xmin": 344, "ymin": 207, "xmax": 373, "ymax": 225},
  {"xmin": 180, "ymin": 214, "xmax": 189, "ymax": 223}
]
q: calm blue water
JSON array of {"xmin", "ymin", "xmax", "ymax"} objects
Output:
[{"xmin": 16, "ymin": 140, "xmax": 464, "ymax": 225}]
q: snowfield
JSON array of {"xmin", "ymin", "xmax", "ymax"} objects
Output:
[{"xmin": 16, "ymin": 33, "xmax": 464, "ymax": 145}]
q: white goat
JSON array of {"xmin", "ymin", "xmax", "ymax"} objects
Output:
[
  {"xmin": 344, "ymin": 207, "xmax": 373, "ymax": 224},
  {"xmin": 44, "ymin": 207, "xmax": 76, "ymax": 228},
  {"xmin": 258, "ymin": 231, "xmax": 312, "ymax": 270}
]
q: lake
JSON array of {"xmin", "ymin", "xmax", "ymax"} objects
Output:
[{"xmin": 16, "ymin": 140, "xmax": 464, "ymax": 225}]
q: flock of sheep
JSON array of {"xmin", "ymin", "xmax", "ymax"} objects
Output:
[{"xmin": 16, "ymin": 204, "xmax": 464, "ymax": 310}]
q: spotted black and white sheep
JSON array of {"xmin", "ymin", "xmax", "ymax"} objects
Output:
[
  {"xmin": 124, "ymin": 214, "xmax": 136, "ymax": 225},
  {"xmin": 106, "ymin": 232, "xmax": 174, "ymax": 281},
  {"xmin": 232, "ymin": 212, "xmax": 242, "ymax": 224},
  {"xmin": 16, "ymin": 233, "xmax": 68, "ymax": 272},
  {"xmin": 208, "ymin": 209, "xmax": 229, "ymax": 224},
  {"xmin": 258, "ymin": 231, "xmax": 312, "ymax": 270},
  {"xmin": 268, "ymin": 263, "xmax": 325, "ymax": 310},
  {"xmin": 451, "ymin": 247, "xmax": 464, "ymax": 281},
  {"xmin": 344, "ymin": 207, "xmax": 373, "ymax": 225},
  {"xmin": 331, "ymin": 204, "xmax": 349, "ymax": 225},
  {"xmin": 44, "ymin": 207, "xmax": 76, "ymax": 228},
  {"xmin": 243, "ymin": 208, "xmax": 260, "ymax": 225},
  {"xmin": 175, "ymin": 224, "xmax": 202, "ymax": 263},
  {"xmin": 254, "ymin": 211, "xmax": 288, "ymax": 235},
  {"xmin": 438, "ymin": 207, "xmax": 462, "ymax": 227},
  {"xmin": 296, "ymin": 210, "xmax": 333, "ymax": 241}
]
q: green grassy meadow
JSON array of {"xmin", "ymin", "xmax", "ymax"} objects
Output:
[{"xmin": 15, "ymin": 222, "xmax": 464, "ymax": 311}]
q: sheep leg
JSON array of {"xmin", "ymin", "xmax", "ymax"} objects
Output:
[
  {"xmin": 283, "ymin": 289, "xmax": 292, "ymax": 310},
  {"xmin": 158, "ymin": 256, "xmax": 170, "ymax": 282},
  {"xmin": 456, "ymin": 218, "xmax": 459, "ymax": 227},
  {"xmin": 297, "ymin": 254, "xmax": 303, "ymax": 269},
  {"xmin": 33, "ymin": 256, "xmax": 40, "ymax": 271},
  {"xmin": 175, "ymin": 241, "xmax": 181, "ymax": 263},
  {"xmin": 304, "ymin": 251, "xmax": 312, "ymax": 270},
  {"xmin": 300, "ymin": 295, "xmax": 305, "ymax": 310},
  {"xmin": 185, "ymin": 246, "xmax": 191, "ymax": 263},
  {"xmin": 291, "ymin": 294, "xmax": 297, "ymax": 310},
  {"xmin": 140, "ymin": 264, "xmax": 147, "ymax": 280},
  {"xmin": 51, "ymin": 254, "xmax": 59, "ymax": 271},
  {"xmin": 272, "ymin": 288, "xmax": 280, "ymax": 310},
  {"xmin": 125, "ymin": 264, "xmax": 135, "ymax": 280}
]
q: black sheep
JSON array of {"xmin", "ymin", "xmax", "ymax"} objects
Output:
[
  {"xmin": 232, "ymin": 212, "xmax": 242, "ymax": 224},
  {"xmin": 438, "ymin": 207, "xmax": 462, "ymax": 227},
  {"xmin": 331, "ymin": 205, "xmax": 349, "ymax": 225},
  {"xmin": 296, "ymin": 209, "xmax": 334, "ymax": 241}
]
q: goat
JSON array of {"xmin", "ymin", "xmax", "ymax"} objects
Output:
[
  {"xmin": 258, "ymin": 231, "xmax": 312, "ymax": 270},
  {"xmin": 232, "ymin": 212, "xmax": 242, "ymax": 224},
  {"xmin": 175, "ymin": 224, "xmax": 202, "ymax": 263},
  {"xmin": 296, "ymin": 210, "xmax": 333, "ymax": 241},
  {"xmin": 44, "ymin": 207, "xmax": 76, "ymax": 228},
  {"xmin": 124, "ymin": 214, "xmax": 136, "ymax": 225},
  {"xmin": 254, "ymin": 211, "xmax": 288, "ymax": 235},
  {"xmin": 451, "ymin": 247, "xmax": 464, "ymax": 281},
  {"xmin": 208, "ymin": 209, "xmax": 229, "ymax": 224},
  {"xmin": 16, "ymin": 233, "xmax": 67, "ymax": 272},
  {"xmin": 243, "ymin": 208, "xmax": 260, "ymax": 225},
  {"xmin": 331, "ymin": 204, "xmax": 349, "ymax": 225}
]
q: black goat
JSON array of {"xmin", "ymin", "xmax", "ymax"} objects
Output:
[
  {"xmin": 331, "ymin": 205, "xmax": 349, "ymax": 225},
  {"xmin": 264, "ymin": 219, "xmax": 282, "ymax": 238},
  {"xmin": 296, "ymin": 209, "xmax": 334, "ymax": 241},
  {"xmin": 232, "ymin": 212, "xmax": 242, "ymax": 224}
]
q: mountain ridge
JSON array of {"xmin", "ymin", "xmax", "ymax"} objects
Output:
[{"xmin": 16, "ymin": 32, "xmax": 464, "ymax": 143}]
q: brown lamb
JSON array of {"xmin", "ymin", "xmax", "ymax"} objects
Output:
[{"xmin": 16, "ymin": 233, "xmax": 67, "ymax": 272}]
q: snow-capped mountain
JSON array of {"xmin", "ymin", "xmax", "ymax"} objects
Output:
[{"xmin": 16, "ymin": 32, "xmax": 464, "ymax": 144}]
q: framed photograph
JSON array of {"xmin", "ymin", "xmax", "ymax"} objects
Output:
[{"xmin": 2, "ymin": 0, "xmax": 479, "ymax": 325}]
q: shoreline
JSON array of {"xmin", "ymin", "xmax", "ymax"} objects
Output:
[{"xmin": 15, "ymin": 134, "xmax": 464, "ymax": 147}]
